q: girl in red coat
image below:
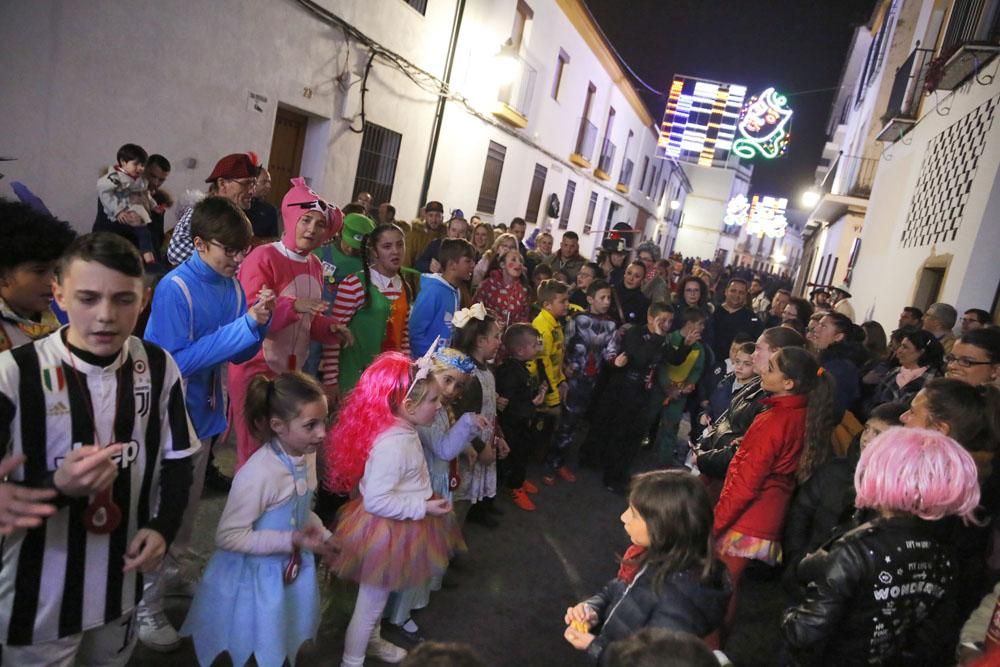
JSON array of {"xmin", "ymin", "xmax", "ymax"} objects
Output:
[{"xmin": 713, "ymin": 346, "xmax": 837, "ymax": 635}]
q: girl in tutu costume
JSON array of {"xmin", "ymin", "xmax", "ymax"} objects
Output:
[
  {"xmin": 181, "ymin": 372, "xmax": 339, "ymax": 667},
  {"xmin": 327, "ymin": 351, "xmax": 468, "ymax": 666}
]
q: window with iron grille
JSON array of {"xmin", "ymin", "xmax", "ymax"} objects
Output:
[
  {"xmin": 524, "ymin": 163, "xmax": 547, "ymax": 223},
  {"xmin": 352, "ymin": 122, "xmax": 402, "ymax": 206},
  {"xmin": 583, "ymin": 191, "xmax": 598, "ymax": 234},
  {"xmin": 402, "ymin": 0, "xmax": 427, "ymax": 15},
  {"xmin": 558, "ymin": 180, "xmax": 576, "ymax": 229},
  {"xmin": 476, "ymin": 141, "xmax": 507, "ymax": 214}
]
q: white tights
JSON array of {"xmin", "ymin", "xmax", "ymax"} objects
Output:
[{"xmin": 341, "ymin": 583, "xmax": 391, "ymax": 667}]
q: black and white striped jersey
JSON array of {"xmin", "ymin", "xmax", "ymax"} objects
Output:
[{"xmin": 0, "ymin": 332, "xmax": 198, "ymax": 645}]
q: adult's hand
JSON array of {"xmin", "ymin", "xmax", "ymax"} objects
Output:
[
  {"xmin": 0, "ymin": 455, "xmax": 57, "ymax": 535},
  {"xmin": 53, "ymin": 445, "xmax": 122, "ymax": 497}
]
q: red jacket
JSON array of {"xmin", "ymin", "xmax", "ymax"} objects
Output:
[
  {"xmin": 713, "ymin": 394, "xmax": 807, "ymax": 541},
  {"xmin": 473, "ymin": 269, "xmax": 531, "ymax": 325}
]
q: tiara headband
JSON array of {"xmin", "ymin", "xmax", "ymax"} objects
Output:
[
  {"xmin": 404, "ymin": 336, "xmax": 442, "ymax": 402},
  {"xmin": 432, "ymin": 348, "xmax": 477, "ymax": 374},
  {"xmin": 452, "ymin": 303, "xmax": 486, "ymax": 329}
]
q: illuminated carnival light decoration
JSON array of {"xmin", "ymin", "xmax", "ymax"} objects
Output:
[
  {"xmin": 656, "ymin": 76, "xmax": 747, "ymax": 168},
  {"xmin": 724, "ymin": 194, "xmax": 788, "ymax": 238},
  {"xmin": 732, "ymin": 87, "xmax": 794, "ymax": 160}
]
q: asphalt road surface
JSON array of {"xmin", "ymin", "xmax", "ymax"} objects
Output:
[{"xmin": 131, "ymin": 436, "xmax": 786, "ymax": 666}]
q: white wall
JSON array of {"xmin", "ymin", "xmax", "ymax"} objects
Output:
[
  {"xmin": 850, "ymin": 72, "xmax": 1000, "ymax": 325},
  {"xmin": 428, "ymin": 0, "xmax": 671, "ymax": 259},
  {"xmin": 673, "ymin": 163, "xmax": 750, "ymax": 260},
  {"xmin": 0, "ymin": 0, "xmax": 463, "ymax": 230}
]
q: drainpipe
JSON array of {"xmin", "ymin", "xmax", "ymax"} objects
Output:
[{"xmin": 419, "ymin": 0, "xmax": 466, "ymax": 209}]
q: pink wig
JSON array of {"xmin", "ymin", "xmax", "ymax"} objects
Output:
[
  {"xmin": 325, "ymin": 352, "xmax": 412, "ymax": 494},
  {"xmin": 854, "ymin": 427, "xmax": 981, "ymax": 523}
]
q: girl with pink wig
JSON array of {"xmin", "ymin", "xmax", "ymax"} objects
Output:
[
  {"xmin": 229, "ymin": 178, "xmax": 352, "ymax": 468},
  {"xmin": 325, "ymin": 352, "xmax": 466, "ymax": 666},
  {"xmin": 782, "ymin": 427, "xmax": 981, "ymax": 665}
]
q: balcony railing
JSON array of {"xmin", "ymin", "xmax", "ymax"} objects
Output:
[
  {"xmin": 572, "ymin": 118, "xmax": 597, "ymax": 165},
  {"xmin": 834, "ymin": 154, "xmax": 879, "ymax": 199},
  {"xmin": 877, "ymin": 47, "xmax": 934, "ymax": 141},
  {"xmin": 940, "ymin": 0, "xmax": 1000, "ymax": 54},
  {"xmin": 495, "ymin": 56, "xmax": 537, "ymax": 127},
  {"xmin": 618, "ymin": 158, "xmax": 634, "ymax": 189},
  {"xmin": 596, "ymin": 139, "xmax": 616, "ymax": 176}
]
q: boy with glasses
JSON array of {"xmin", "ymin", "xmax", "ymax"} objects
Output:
[
  {"xmin": 139, "ymin": 197, "xmax": 274, "ymax": 650},
  {"xmin": 166, "ymin": 153, "xmax": 260, "ymax": 266}
]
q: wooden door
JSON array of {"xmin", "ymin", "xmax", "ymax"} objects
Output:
[{"xmin": 267, "ymin": 107, "xmax": 307, "ymax": 207}]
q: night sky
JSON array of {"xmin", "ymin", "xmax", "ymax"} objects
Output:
[{"xmin": 584, "ymin": 0, "xmax": 877, "ymax": 198}]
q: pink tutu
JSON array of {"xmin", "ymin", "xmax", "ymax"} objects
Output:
[
  {"xmin": 717, "ymin": 529, "xmax": 782, "ymax": 565},
  {"xmin": 331, "ymin": 497, "xmax": 466, "ymax": 590}
]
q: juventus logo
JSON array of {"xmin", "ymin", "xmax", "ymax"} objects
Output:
[{"xmin": 135, "ymin": 387, "xmax": 151, "ymax": 417}]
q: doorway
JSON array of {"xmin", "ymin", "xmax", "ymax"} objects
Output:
[
  {"xmin": 266, "ymin": 107, "xmax": 308, "ymax": 207},
  {"xmin": 913, "ymin": 266, "xmax": 945, "ymax": 310}
]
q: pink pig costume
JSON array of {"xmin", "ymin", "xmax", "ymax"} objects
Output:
[{"xmin": 229, "ymin": 178, "xmax": 345, "ymax": 467}]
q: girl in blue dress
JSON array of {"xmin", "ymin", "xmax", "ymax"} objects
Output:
[{"xmin": 182, "ymin": 371, "xmax": 339, "ymax": 667}]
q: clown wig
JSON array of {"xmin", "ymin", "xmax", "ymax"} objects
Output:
[
  {"xmin": 854, "ymin": 427, "xmax": 981, "ymax": 523},
  {"xmin": 325, "ymin": 352, "xmax": 433, "ymax": 493}
]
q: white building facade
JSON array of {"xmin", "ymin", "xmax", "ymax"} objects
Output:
[
  {"xmin": 1, "ymin": 0, "xmax": 689, "ymax": 259},
  {"xmin": 801, "ymin": 0, "xmax": 1000, "ymax": 326}
]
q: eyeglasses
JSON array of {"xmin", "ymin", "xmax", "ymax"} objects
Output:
[
  {"xmin": 227, "ymin": 177, "xmax": 257, "ymax": 190},
  {"xmin": 209, "ymin": 241, "xmax": 252, "ymax": 259},
  {"xmin": 944, "ymin": 354, "xmax": 994, "ymax": 368}
]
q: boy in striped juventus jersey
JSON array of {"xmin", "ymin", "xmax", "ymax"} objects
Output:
[{"xmin": 0, "ymin": 233, "xmax": 198, "ymax": 666}]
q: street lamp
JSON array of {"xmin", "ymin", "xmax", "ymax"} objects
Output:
[{"xmin": 800, "ymin": 189, "xmax": 820, "ymax": 208}]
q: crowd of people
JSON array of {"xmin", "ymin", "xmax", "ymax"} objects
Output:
[{"xmin": 0, "ymin": 147, "xmax": 999, "ymax": 666}]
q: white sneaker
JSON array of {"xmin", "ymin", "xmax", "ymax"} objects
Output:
[
  {"xmin": 366, "ymin": 636, "xmax": 407, "ymax": 663},
  {"xmin": 137, "ymin": 607, "xmax": 182, "ymax": 652}
]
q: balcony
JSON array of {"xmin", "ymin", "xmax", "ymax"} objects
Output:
[
  {"xmin": 925, "ymin": 0, "xmax": 1000, "ymax": 91},
  {"xmin": 494, "ymin": 56, "xmax": 537, "ymax": 129},
  {"xmin": 569, "ymin": 119, "xmax": 597, "ymax": 168},
  {"xmin": 594, "ymin": 139, "xmax": 615, "ymax": 181},
  {"xmin": 616, "ymin": 158, "xmax": 634, "ymax": 194},
  {"xmin": 835, "ymin": 154, "xmax": 879, "ymax": 199},
  {"xmin": 876, "ymin": 47, "xmax": 934, "ymax": 142}
]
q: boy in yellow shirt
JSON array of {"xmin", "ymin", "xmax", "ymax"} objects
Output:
[{"xmin": 531, "ymin": 279, "xmax": 571, "ymax": 485}]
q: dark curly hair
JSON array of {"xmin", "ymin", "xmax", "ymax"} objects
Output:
[{"xmin": 0, "ymin": 198, "xmax": 77, "ymax": 272}]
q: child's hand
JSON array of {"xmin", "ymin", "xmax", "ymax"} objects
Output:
[
  {"xmin": 614, "ymin": 353, "xmax": 628, "ymax": 368},
  {"xmin": 331, "ymin": 323, "xmax": 355, "ymax": 347},
  {"xmin": 496, "ymin": 396, "xmax": 509, "ymax": 411},
  {"xmin": 479, "ymin": 443, "xmax": 496, "ymax": 465},
  {"xmin": 681, "ymin": 383, "xmax": 696, "ymax": 395},
  {"xmin": 0, "ymin": 455, "xmax": 57, "ymax": 535},
  {"xmin": 557, "ymin": 382, "xmax": 568, "ymax": 404},
  {"xmin": 683, "ymin": 329, "xmax": 702, "ymax": 346},
  {"xmin": 699, "ymin": 413, "xmax": 711, "ymax": 427},
  {"xmin": 532, "ymin": 384, "xmax": 547, "ymax": 405},
  {"xmin": 123, "ymin": 528, "xmax": 166, "ymax": 573},
  {"xmin": 54, "ymin": 444, "xmax": 123, "ymax": 497},
  {"xmin": 462, "ymin": 446, "xmax": 478, "ymax": 467},
  {"xmin": 495, "ymin": 437, "xmax": 510, "ymax": 459},
  {"xmin": 470, "ymin": 414, "xmax": 490, "ymax": 433},
  {"xmin": 564, "ymin": 603, "xmax": 597, "ymax": 628},
  {"xmin": 563, "ymin": 625, "xmax": 596, "ymax": 651},
  {"xmin": 563, "ymin": 364, "xmax": 574, "ymax": 379},
  {"xmin": 294, "ymin": 297, "xmax": 328, "ymax": 315},
  {"xmin": 425, "ymin": 498, "xmax": 452, "ymax": 516}
]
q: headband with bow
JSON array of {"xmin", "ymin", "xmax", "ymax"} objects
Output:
[{"xmin": 451, "ymin": 303, "xmax": 487, "ymax": 329}]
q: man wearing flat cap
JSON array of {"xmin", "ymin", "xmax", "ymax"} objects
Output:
[{"xmin": 166, "ymin": 152, "xmax": 260, "ymax": 265}]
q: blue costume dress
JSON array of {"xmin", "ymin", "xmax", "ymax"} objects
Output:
[{"xmin": 181, "ymin": 444, "xmax": 320, "ymax": 667}]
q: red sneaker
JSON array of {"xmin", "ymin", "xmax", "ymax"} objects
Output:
[
  {"xmin": 522, "ymin": 480, "xmax": 539, "ymax": 494},
  {"xmin": 557, "ymin": 466, "xmax": 577, "ymax": 482},
  {"xmin": 512, "ymin": 488, "xmax": 536, "ymax": 511}
]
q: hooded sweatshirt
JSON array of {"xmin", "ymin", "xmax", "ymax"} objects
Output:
[{"xmin": 409, "ymin": 273, "xmax": 460, "ymax": 357}]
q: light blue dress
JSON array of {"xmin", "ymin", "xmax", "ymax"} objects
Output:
[{"xmin": 181, "ymin": 444, "xmax": 320, "ymax": 667}]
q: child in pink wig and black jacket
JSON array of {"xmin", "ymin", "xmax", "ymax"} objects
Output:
[{"xmin": 781, "ymin": 427, "xmax": 981, "ymax": 666}]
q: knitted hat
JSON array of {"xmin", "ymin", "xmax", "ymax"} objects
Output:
[
  {"xmin": 341, "ymin": 213, "xmax": 376, "ymax": 250},
  {"xmin": 205, "ymin": 153, "xmax": 260, "ymax": 182},
  {"xmin": 280, "ymin": 177, "xmax": 343, "ymax": 248}
]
